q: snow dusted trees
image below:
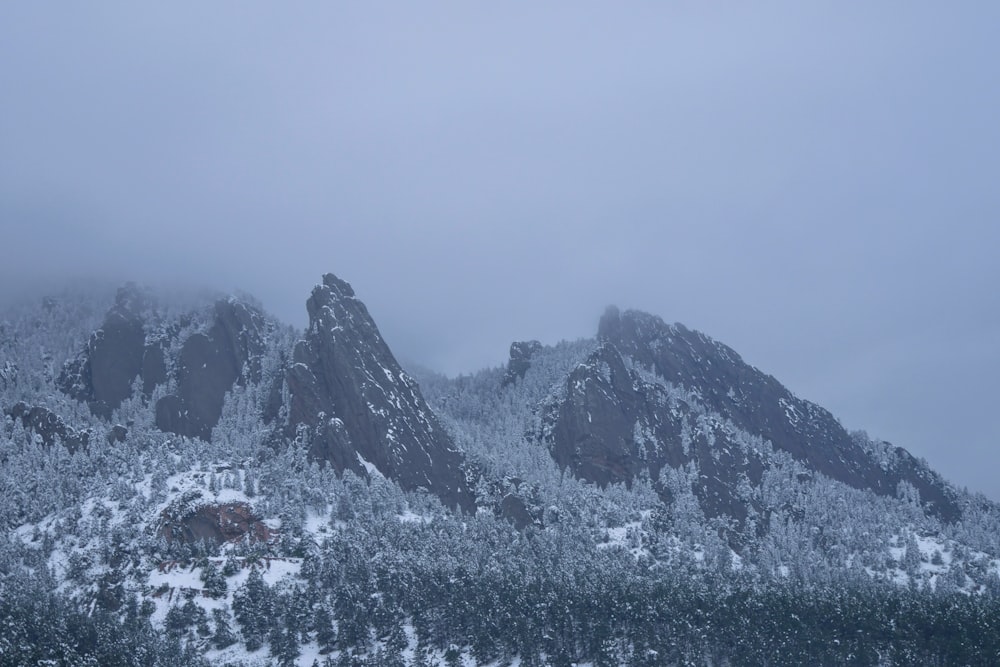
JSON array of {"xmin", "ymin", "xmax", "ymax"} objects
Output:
[
  {"xmin": 199, "ymin": 559, "xmax": 226, "ymax": 598},
  {"xmin": 232, "ymin": 566, "xmax": 273, "ymax": 651}
]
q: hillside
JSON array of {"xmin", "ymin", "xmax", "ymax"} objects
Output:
[{"xmin": 2, "ymin": 275, "xmax": 1000, "ymax": 666}]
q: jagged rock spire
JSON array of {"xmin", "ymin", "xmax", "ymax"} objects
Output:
[{"xmin": 287, "ymin": 273, "xmax": 475, "ymax": 512}]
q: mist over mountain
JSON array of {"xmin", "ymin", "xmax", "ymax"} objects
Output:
[
  {"xmin": 3, "ymin": 2, "xmax": 1000, "ymax": 505},
  {"xmin": 2, "ymin": 274, "xmax": 1000, "ymax": 665},
  {"xmin": 4, "ymin": 3, "xmax": 1000, "ymax": 664}
]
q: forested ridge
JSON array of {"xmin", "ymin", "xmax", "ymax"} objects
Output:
[{"xmin": 2, "ymin": 283, "xmax": 999, "ymax": 666}]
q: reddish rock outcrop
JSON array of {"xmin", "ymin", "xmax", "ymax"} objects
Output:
[{"xmin": 160, "ymin": 502, "xmax": 270, "ymax": 545}]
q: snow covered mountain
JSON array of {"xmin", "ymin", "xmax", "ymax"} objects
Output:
[
  {"xmin": 538, "ymin": 306, "xmax": 959, "ymax": 524},
  {"xmin": 2, "ymin": 273, "xmax": 1000, "ymax": 666}
]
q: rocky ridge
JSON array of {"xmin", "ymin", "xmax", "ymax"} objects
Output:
[
  {"xmin": 56, "ymin": 287, "xmax": 273, "ymax": 442},
  {"xmin": 538, "ymin": 307, "xmax": 960, "ymax": 522},
  {"xmin": 40, "ymin": 276, "xmax": 962, "ymax": 527},
  {"xmin": 286, "ymin": 274, "xmax": 476, "ymax": 512},
  {"xmin": 44, "ymin": 275, "xmax": 477, "ymax": 514}
]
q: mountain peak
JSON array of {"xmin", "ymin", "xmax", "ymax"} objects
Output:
[
  {"xmin": 321, "ymin": 272, "xmax": 355, "ymax": 298},
  {"xmin": 597, "ymin": 304, "xmax": 621, "ymax": 341},
  {"xmin": 543, "ymin": 305, "xmax": 961, "ymax": 522},
  {"xmin": 288, "ymin": 273, "xmax": 475, "ymax": 512}
]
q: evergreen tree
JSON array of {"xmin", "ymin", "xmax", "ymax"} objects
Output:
[
  {"xmin": 269, "ymin": 623, "xmax": 301, "ymax": 667},
  {"xmin": 200, "ymin": 559, "xmax": 227, "ymax": 598},
  {"xmin": 444, "ymin": 644, "xmax": 462, "ymax": 667},
  {"xmin": 164, "ymin": 600, "xmax": 197, "ymax": 639},
  {"xmin": 314, "ymin": 604, "xmax": 337, "ymax": 651},
  {"xmin": 903, "ymin": 532, "xmax": 922, "ymax": 575},
  {"xmin": 222, "ymin": 552, "xmax": 241, "ymax": 577},
  {"xmin": 212, "ymin": 607, "xmax": 237, "ymax": 649},
  {"xmin": 233, "ymin": 566, "xmax": 273, "ymax": 651}
]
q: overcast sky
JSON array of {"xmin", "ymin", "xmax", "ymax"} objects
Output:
[{"xmin": 2, "ymin": 3, "xmax": 999, "ymax": 500}]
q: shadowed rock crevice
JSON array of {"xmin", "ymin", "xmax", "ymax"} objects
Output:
[{"xmin": 154, "ymin": 300, "xmax": 268, "ymax": 441}]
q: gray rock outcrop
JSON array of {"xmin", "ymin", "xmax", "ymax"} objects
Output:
[
  {"xmin": 286, "ymin": 274, "xmax": 475, "ymax": 512},
  {"xmin": 58, "ymin": 285, "xmax": 271, "ymax": 441},
  {"xmin": 57, "ymin": 285, "xmax": 149, "ymax": 418},
  {"xmin": 4, "ymin": 402, "xmax": 91, "ymax": 453},
  {"xmin": 501, "ymin": 340, "xmax": 543, "ymax": 387},
  {"xmin": 154, "ymin": 300, "xmax": 268, "ymax": 441},
  {"xmin": 159, "ymin": 498, "xmax": 270, "ymax": 545},
  {"xmin": 541, "ymin": 307, "xmax": 960, "ymax": 522}
]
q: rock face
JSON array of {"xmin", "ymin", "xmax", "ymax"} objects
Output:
[
  {"xmin": 154, "ymin": 300, "xmax": 268, "ymax": 441},
  {"xmin": 287, "ymin": 274, "xmax": 475, "ymax": 512},
  {"xmin": 58, "ymin": 285, "xmax": 271, "ymax": 441},
  {"xmin": 541, "ymin": 307, "xmax": 960, "ymax": 522},
  {"xmin": 159, "ymin": 500, "xmax": 270, "ymax": 545},
  {"xmin": 4, "ymin": 402, "xmax": 91, "ymax": 453},
  {"xmin": 57, "ymin": 285, "xmax": 150, "ymax": 418},
  {"xmin": 501, "ymin": 340, "xmax": 543, "ymax": 387},
  {"xmin": 541, "ymin": 342, "xmax": 762, "ymax": 522}
]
